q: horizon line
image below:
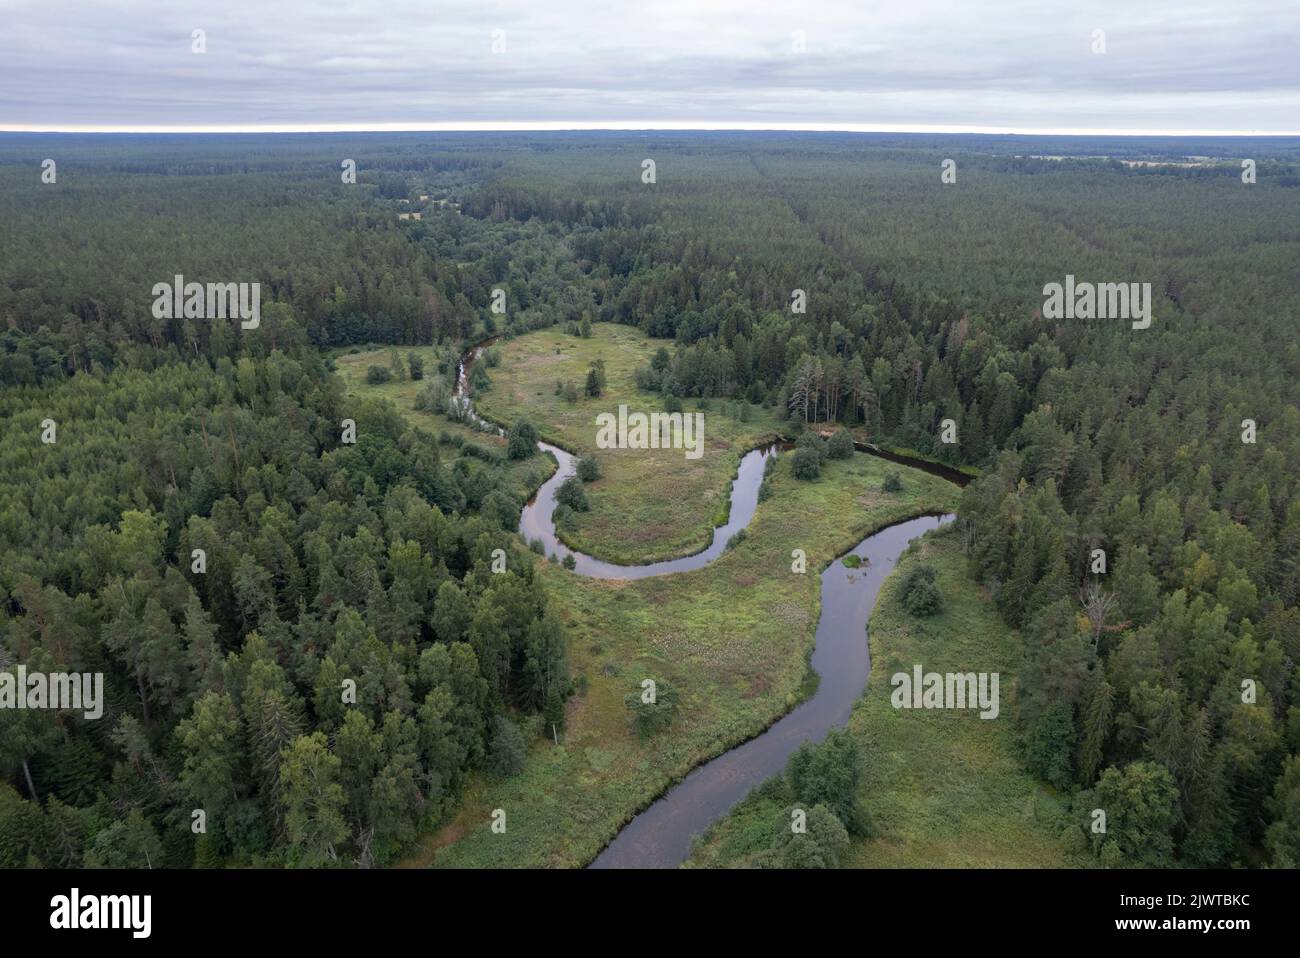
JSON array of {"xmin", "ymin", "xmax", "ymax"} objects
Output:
[{"xmin": 3, "ymin": 121, "xmax": 1298, "ymax": 137}]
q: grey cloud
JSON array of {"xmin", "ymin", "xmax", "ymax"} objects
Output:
[{"xmin": 0, "ymin": 0, "xmax": 1296, "ymax": 131}]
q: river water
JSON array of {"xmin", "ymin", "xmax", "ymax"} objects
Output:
[{"xmin": 454, "ymin": 340, "xmax": 960, "ymax": 867}]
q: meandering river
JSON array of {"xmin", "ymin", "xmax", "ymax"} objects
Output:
[{"xmin": 454, "ymin": 340, "xmax": 962, "ymax": 867}]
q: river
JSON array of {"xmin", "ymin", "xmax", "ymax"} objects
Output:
[{"xmin": 454, "ymin": 339, "xmax": 962, "ymax": 867}]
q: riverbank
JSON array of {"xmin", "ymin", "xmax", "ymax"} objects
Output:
[
  {"xmin": 472, "ymin": 324, "xmax": 791, "ymax": 566},
  {"xmin": 411, "ymin": 448, "xmax": 959, "ymax": 868},
  {"xmin": 686, "ymin": 531, "xmax": 1078, "ymax": 868}
]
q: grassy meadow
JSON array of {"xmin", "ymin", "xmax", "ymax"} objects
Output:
[
  {"xmin": 686, "ymin": 531, "xmax": 1080, "ymax": 868},
  {"xmin": 471, "ymin": 324, "xmax": 790, "ymax": 565}
]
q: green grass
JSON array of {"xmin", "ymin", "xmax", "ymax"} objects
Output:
[
  {"xmin": 407, "ymin": 430, "xmax": 958, "ymax": 868},
  {"xmin": 685, "ymin": 531, "xmax": 1078, "ymax": 868},
  {"xmin": 472, "ymin": 324, "xmax": 789, "ymax": 565},
  {"xmin": 333, "ymin": 344, "xmax": 553, "ymax": 499}
]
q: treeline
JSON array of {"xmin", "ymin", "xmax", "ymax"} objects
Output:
[{"xmin": 0, "ymin": 344, "xmax": 568, "ymax": 867}]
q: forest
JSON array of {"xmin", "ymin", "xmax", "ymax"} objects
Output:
[{"xmin": 1, "ymin": 131, "xmax": 1298, "ymax": 868}]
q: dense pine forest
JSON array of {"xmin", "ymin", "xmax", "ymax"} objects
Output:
[{"xmin": 1, "ymin": 132, "xmax": 1298, "ymax": 868}]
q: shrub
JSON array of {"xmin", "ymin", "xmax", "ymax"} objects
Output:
[
  {"xmin": 469, "ymin": 363, "xmax": 490, "ymax": 393},
  {"xmin": 484, "ymin": 346, "xmax": 501, "ymax": 368},
  {"xmin": 883, "ymin": 471, "xmax": 903, "ymax": 492},
  {"xmin": 624, "ymin": 679, "xmax": 680, "ymax": 740},
  {"xmin": 785, "ymin": 729, "xmax": 869, "ymax": 835},
  {"xmin": 407, "ymin": 352, "xmax": 425, "ymax": 381},
  {"xmin": 576, "ymin": 456, "xmax": 601, "ymax": 482},
  {"xmin": 771, "ymin": 804, "xmax": 851, "ymax": 869},
  {"xmin": 795, "ymin": 431, "xmax": 826, "ymax": 461},
  {"xmin": 414, "ymin": 378, "xmax": 450, "ymax": 413},
  {"xmin": 487, "ymin": 715, "xmax": 527, "ymax": 778},
  {"xmin": 725, "ymin": 529, "xmax": 747, "ymax": 551},
  {"xmin": 757, "ymin": 478, "xmax": 773, "ymax": 502},
  {"xmin": 827, "ymin": 429, "xmax": 854, "ymax": 460},
  {"xmin": 561, "ymin": 554, "xmax": 577, "ymax": 570},
  {"xmin": 555, "ymin": 476, "xmax": 589, "ymax": 511},
  {"xmin": 634, "ymin": 365, "xmax": 661, "ymax": 391},
  {"xmin": 365, "ymin": 365, "xmax": 391, "ymax": 385},
  {"xmin": 507, "ymin": 417, "xmax": 538, "ymax": 460},
  {"xmin": 1022, "ymin": 701, "xmax": 1075, "ymax": 790},
  {"xmin": 899, "ymin": 563, "xmax": 943, "ymax": 616},
  {"xmin": 792, "ymin": 445, "xmax": 822, "ymax": 480},
  {"xmin": 663, "ymin": 393, "xmax": 683, "ymax": 414}
]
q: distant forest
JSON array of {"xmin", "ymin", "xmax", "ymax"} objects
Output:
[{"xmin": 1, "ymin": 132, "xmax": 1297, "ymax": 867}]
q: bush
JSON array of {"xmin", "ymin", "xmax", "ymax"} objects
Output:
[
  {"xmin": 796, "ymin": 431, "xmax": 826, "ymax": 460},
  {"xmin": 725, "ymin": 529, "xmax": 747, "ymax": 551},
  {"xmin": 771, "ymin": 804, "xmax": 851, "ymax": 869},
  {"xmin": 484, "ymin": 346, "xmax": 501, "ymax": 368},
  {"xmin": 414, "ymin": 378, "xmax": 450, "ymax": 413},
  {"xmin": 1023, "ymin": 701, "xmax": 1075, "ymax": 790},
  {"xmin": 827, "ymin": 429, "xmax": 854, "ymax": 460},
  {"xmin": 792, "ymin": 445, "xmax": 822, "ymax": 480},
  {"xmin": 663, "ymin": 393, "xmax": 683, "ymax": 414},
  {"xmin": 407, "ymin": 352, "xmax": 425, "ymax": 381},
  {"xmin": 562, "ymin": 381, "xmax": 579, "ymax": 403},
  {"xmin": 899, "ymin": 563, "xmax": 943, "ymax": 616},
  {"xmin": 365, "ymin": 365, "xmax": 391, "ymax": 385},
  {"xmin": 561, "ymin": 554, "xmax": 577, "ymax": 570},
  {"xmin": 634, "ymin": 365, "xmax": 661, "ymax": 391},
  {"xmin": 556, "ymin": 476, "xmax": 589, "ymax": 511},
  {"xmin": 576, "ymin": 457, "xmax": 601, "ymax": 482},
  {"xmin": 757, "ymin": 478, "xmax": 773, "ymax": 502},
  {"xmin": 785, "ymin": 729, "xmax": 869, "ymax": 835},
  {"xmin": 487, "ymin": 715, "xmax": 527, "ymax": 778},
  {"xmin": 624, "ymin": 679, "xmax": 680, "ymax": 740},
  {"xmin": 507, "ymin": 418, "xmax": 538, "ymax": 460},
  {"xmin": 469, "ymin": 363, "xmax": 491, "ymax": 393},
  {"xmin": 883, "ymin": 471, "xmax": 903, "ymax": 492}
]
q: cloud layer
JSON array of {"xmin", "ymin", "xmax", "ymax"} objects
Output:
[{"xmin": 2, "ymin": 0, "xmax": 1297, "ymax": 132}]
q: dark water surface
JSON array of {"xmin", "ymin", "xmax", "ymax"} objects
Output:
[
  {"xmin": 588, "ymin": 512, "xmax": 954, "ymax": 868},
  {"xmin": 453, "ymin": 339, "xmax": 960, "ymax": 867}
]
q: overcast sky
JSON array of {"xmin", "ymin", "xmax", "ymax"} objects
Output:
[{"xmin": 1, "ymin": 0, "xmax": 1297, "ymax": 133}]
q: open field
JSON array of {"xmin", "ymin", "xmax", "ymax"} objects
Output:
[
  {"xmin": 685, "ymin": 531, "xmax": 1078, "ymax": 868},
  {"xmin": 473, "ymin": 324, "xmax": 790, "ymax": 565}
]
